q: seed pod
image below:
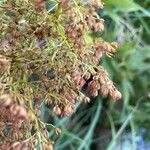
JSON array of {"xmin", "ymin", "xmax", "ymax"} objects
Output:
[
  {"xmin": 101, "ymin": 84, "xmax": 110, "ymax": 97},
  {"xmin": 0, "ymin": 57, "xmax": 10, "ymax": 74},
  {"xmin": 43, "ymin": 129, "xmax": 49, "ymax": 138},
  {"xmin": 61, "ymin": 104, "xmax": 74, "ymax": 116},
  {"xmin": 0, "ymin": 94, "xmax": 12, "ymax": 108},
  {"xmin": 18, "ymin": 106, "xmax": 28, "ymax": 119},
  {"xmin": 55, "ymin": 127, "xmax": 61, "ymax": 136},
  {"xmin": 53, "ymin": 105, "xmax": 61, "ymax": 115},
  {"xmin": 84, "ymin": 72, "xmax": 91, "ymax": 80},
  {"xmin": 111, "ymin": 90, "xmax": 122, "ymax": 100},
  {"xmin": 84, "ymin": 96, "xmax": 91, "ymax": 103}
]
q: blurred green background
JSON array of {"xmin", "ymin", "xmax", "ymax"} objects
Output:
[{"xmin": 43, "ymin": 0, "xmax": 150, "ymax": 149}]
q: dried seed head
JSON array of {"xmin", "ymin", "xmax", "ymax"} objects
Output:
[
  {"xmin": 94, "ymin": 49, "xmax": 103, "ymax": 63},
  {"xmin": 32, "ymin": 138, "xmax": 38, "ymax": 147},
  {"xmin": 0, "ymin": 94, "xmax": 12, "ymax": 107},
  {"xmin": 53, "ymin": 105, "xmax": 61, "ymax": 115},
  {"xmin": 101, "ymin": 83, "xmax": 111, "ymax": 97},
  {"xmin": 83, "ymin": 96, "xmax": 91, "ymax": 103},
  {"xmin": 18, "ymin": 106, "xmax": 28, "ymax": 119},
  {"xmin": 43, "ymin": 129, "xmax": 49, "ymax": 138},
  {"xmin": 92, "ymin": 90, "xmax": 98, "ymax": 97},
  {"xmin": 10, "ymin": 104, "xmax": 27, "ymax": 119},
  {"xmin": 55, "ymin": 127, "xmax": 61, "ymax": 136},
  {"xmin": 0, "ymin": 57, "xmax": 10, "ymax": 73},
  {"xmin": 35, "ymin": 109, "xmax": 41, "ymax": 117},
  {"xmin": 111, "ymin": 90, "xmax": 122, "ymax": 100},
  {"xmin": 10, "ymin": 104, "xmax": 20, "ymax": 116},
  {"xmin": 89, "ymin": 0, "xmax": 104, "ymax": 9},
  {"xmin": 83, "ymin": 72, "xmax": 91, "ymax": 80},
  {"xmin": 88, "ymin": 80, "xmax": 100, "ymax": 97},
  {"xmin": 61, "ymin": 104, "xmax": 74, "ymax": 116},
  {"xmin": 72, "ymin": 70, "xmax": 86, "ymax": 89}
]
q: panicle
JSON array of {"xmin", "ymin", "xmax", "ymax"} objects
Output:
[{"xmin": 0, "ymin": 0, "xmax": 121, "ymax": 149}]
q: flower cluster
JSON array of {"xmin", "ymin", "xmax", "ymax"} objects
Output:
[{"xmin": 0, "ymin": 0, "xmax": 121, "ymax": 149}]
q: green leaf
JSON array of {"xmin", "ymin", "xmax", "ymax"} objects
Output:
[
  {"xmin": 104, "ymin": 0, "xmax": 141, "ymax": 12},
  {"xmin": 126, "ymin": 47, "xmax": 150, "ymax": 71},
  {"xmin": 122, "ymin": 78, "xmax": 133, "ymax": 104}
]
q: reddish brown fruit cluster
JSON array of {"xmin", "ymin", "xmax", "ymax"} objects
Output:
[{"xmin": 0, "ymin": 0, "xmax": 121, "ymax": 149}]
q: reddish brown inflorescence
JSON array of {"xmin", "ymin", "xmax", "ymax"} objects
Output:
[{"xmin": 0, "ymin": 0, "xmax": 121, "ymax": 149}]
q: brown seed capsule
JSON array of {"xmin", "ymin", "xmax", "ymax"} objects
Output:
[
  {"xmin": 0, "ymin": 57, "xmax": 10, "ymax": 73},
  {"xmin": 0, "ymin": 94, "xmax": 12, "ymax": 108},
  {"xmin": 111, "ymin": 90, "xmax": 122, "ymax": 100},
  {"xmin": 84, "ymin": 72, "xmax": 91, "ymax": 80},
  {"xmin": 61, "ymin": 104, "xmax": 74, "ymax": 116},
  {"xmin": 10, "ymin": 104, "xmax": 20, "ymax": 116},
  {"xmin": 84, "ymin": 96, "xmax": 91, "ymax": 103},
  {"xmin": 89, "ymin": 0, "xmax": 104, "ymax": 9},
  {"xmin": 101, "ymin": 84, "xmax": 110, "ymax": 97},
  {"xmin": 89, "ymin": 89, "xmax": 98, "ymax": 97},
  {"xmin": 43, "ymin": 129, "xmax": 49, "ymax": 138},
  {"xmin": 18, "ymin": 106, "xmax": 28, "ymax": 119},
  {"xmin": 32, "ymin": 138, "xmax": 38, "ymax": 147},
  {"xmin": 53, "ymin": 105, "xmax": 61, "ymax": 115},
  {"xmin": 55, "ymin": 127, "xmax": 61, "ymax": 136}
]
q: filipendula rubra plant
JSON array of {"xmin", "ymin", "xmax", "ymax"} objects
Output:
[{"xmin": 0, "ymin": 0, "xmax": 121, "ymax": 149}]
